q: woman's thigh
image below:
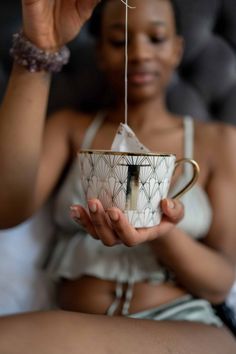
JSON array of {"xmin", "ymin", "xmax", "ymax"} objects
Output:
[{"xmin": 0, "ymin": 311, "xmax": 235, "ymax": 354}]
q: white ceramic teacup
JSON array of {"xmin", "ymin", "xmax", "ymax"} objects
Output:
[{"xmin": 78, "ymin": 150, "xmax": 199, "ymax": 228}]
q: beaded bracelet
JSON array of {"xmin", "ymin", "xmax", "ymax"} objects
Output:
[{"xmin": 10, "ymin": 32, "xmax": 70, "ymax": 73}]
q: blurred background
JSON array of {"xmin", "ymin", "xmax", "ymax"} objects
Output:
[{"xmin": 1, "ymin": 0, "xmax": 236, "ymax": 124}]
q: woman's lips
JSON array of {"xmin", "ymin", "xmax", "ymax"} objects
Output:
[{"xmin": 128, "ymin": 72, "xmax": 157, "ymax": 85}]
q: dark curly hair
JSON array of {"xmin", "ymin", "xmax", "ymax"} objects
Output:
[{"xmin": 88, "ymin": 0, "xmax": 182, "ymax": 39}]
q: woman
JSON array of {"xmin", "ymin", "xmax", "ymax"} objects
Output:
[{"xmin": 0, "ymin": 0, "xmax": 235, "ymax": 353}]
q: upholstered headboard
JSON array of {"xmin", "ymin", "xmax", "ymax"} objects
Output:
[{"xmin": 168, "ymin": 0, "xmax": 236, "ymax": 124}]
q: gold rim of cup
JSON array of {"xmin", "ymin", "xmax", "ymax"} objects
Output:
[{"xmin": 78, "ymin": 149, "xmax": 176, "ymax": 157}]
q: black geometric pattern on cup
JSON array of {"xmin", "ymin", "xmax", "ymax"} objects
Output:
[{"xmin": 78, "ymin": 152, "xmax": 175, "ymax": 227}]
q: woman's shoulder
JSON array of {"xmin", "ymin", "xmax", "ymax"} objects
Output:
[
  {"xmin": 194, "ymin": 118, "xmax": 236, "ymax": 170},
  {"xmin": 194, "ymin": 118, "xmax": 236, "ymax": 145},
  {"xmin": 44, "ymin": 108, "xmax": 101, "ymax": 154},
  {"xmin": 47, "ymin": 108, "xmax": 97, "ymax": 142}
]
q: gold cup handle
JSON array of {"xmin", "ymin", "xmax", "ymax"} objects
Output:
[{"xmin": 172, "ymin": 158, "xmax": 200, "ymax": 199}]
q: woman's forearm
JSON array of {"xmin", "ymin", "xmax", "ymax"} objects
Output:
[
  {"xmin": 150, "ymin": 227, "xmax": 236, "ymax": 303},
  {"xmin": 0, "ymin": 63, "xmax": 51, "ymax": 226}
]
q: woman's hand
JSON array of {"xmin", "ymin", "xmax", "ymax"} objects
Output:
[
  {"xmin": 22, "ymin": 0, "xmax": 100, "ymax": 50},
  {"xmin": 70, "ymin": 199, "xmax": 184, "ymax": 247}
]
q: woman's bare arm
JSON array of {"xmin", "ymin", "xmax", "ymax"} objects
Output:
[
  {"xmin": 0, "ymin": 0, "xmax": 100, "ymax": 228},
  {"xmin": 0, "ymin": 65, "xmax": 53, "ymax": 227}
]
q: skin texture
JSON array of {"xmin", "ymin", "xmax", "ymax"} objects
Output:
[{"xmin": 0, "ymin": 0, "xmax": 235, "ymax": 353}]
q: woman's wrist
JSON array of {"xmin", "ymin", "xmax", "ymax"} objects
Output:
[
  {"xmin": 22, "ymin": 28, "xmax": 62, "ymax": 52},
  {"xmin": 12, "ymin": 61, "xmax": 52, "ymax": 84},
  {"xmin": 10, "ymin": 32, "xmax": 70, "ymax": 73},
  {"xmin": 150, "ymin": 226, "xmax": 180, "ymax": 253},
  {"xmin": 159, "ymin": 225, "xmax": 179, "ymax": 242}
]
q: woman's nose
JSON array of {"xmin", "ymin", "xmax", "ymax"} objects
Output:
[{"xmin": 128, "ymin": 37, "xmax": 153, "ymax": 62}]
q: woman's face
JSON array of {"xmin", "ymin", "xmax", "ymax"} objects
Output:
[{"xmin": 98, "ymin": 0, "xmax": 183, "ymax": 103}]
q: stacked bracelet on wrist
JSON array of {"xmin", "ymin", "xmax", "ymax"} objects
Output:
[{"xmin": 10, "ymin": 32, "xmax": 70, "ymax": 73}]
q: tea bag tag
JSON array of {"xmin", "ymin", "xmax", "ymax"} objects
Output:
[{"xmin": 111, "ymin": 123, "xmax": 150, "ymax": 153}]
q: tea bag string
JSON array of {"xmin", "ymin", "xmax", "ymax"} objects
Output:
[{"xmin": 120, "ymin": 0, "xmax": 135, "ymax": 125}]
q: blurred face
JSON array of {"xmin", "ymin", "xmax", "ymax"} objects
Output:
[{"xmin": 98, "ymin": 0, "xmax": 183, "ymax": 103}]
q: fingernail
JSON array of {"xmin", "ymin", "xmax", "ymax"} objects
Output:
[
  {"xmin": 167, "ymin": 199, "xmax": 175, "ymax": 209},
  {"xmin": 107, "ymin": 209, "xmax": 119, "ymax": 221},
  {"xmin": 70, "ymin": 206, "xmax": 80, "ymax": 219},
  {"xmin": 88, "ymin": 201, "xmax": 97, "ymax": 213}
]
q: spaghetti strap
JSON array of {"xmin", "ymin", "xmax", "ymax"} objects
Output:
[
  {"xmin": 80, "ymin": 112, "xmax": 106, "ymax": 150},
  {"xmin": 183, "ymin": 116, "xmax": 194, "ymax": 159},
  {"xmin": 183, "ymin": 116, "xmax": 194, "ymax": 178}
]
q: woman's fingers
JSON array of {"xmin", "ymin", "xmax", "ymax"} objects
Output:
[
  {"xmin": 106, "ymin": 208, "xmax": 169, "ymax": 245},
  {"xmin": 106, "ymin": 208, "xmax": 144, "ymax": 247},
  {"xmin": 70, "ymin": 198, "xmax": 185, "ymax": 247},
  {"xmin": 22, "ymin": 0, "xmax": 101, "ymax": 49},
  {"xmin": 70, "ymin": 205, "xmax": 99, "ymax": 239},
  {"xmin": 106, "ymin": 210, "xmax": 170, "ymax": 245},
  {"xmin": 141, "ymin": 198, "xmax": 184, "ymax": 239},
  {"xmin": 161, "ymin": 198, "xmax": 184, "ymax": 223},
  {"xmin": 107, "ymin": 199, "xmax": 185, "ymax": 245},
  {"xmin": 70, "ymin": 201, "xmax": 121, "ymax": 246},
  {"xmin": 87, "ymin": 200, "xmax": 121, "ymax": 246}
]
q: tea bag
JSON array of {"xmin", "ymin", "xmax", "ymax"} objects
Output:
[{"xmin": 111, "ymin": 123, "xmax": 150, "ymax": 153}]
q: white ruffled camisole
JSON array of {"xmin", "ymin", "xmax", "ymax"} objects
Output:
[{"xmin": 47, "ymin": 114, "xmax": 213, "ymax": 315}]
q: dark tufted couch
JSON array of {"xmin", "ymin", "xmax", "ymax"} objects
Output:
[{"xmin": 1, "ymin": 0, "xmax": 236, "ymax": 125}]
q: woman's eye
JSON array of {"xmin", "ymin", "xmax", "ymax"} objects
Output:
[
  {"xmin": 150, "ymin": 37, "xmax": 167, "ymax": 44},
  {"xmin": 108, "ymin": 39, "xmax": 126, "ymax": 47}
]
